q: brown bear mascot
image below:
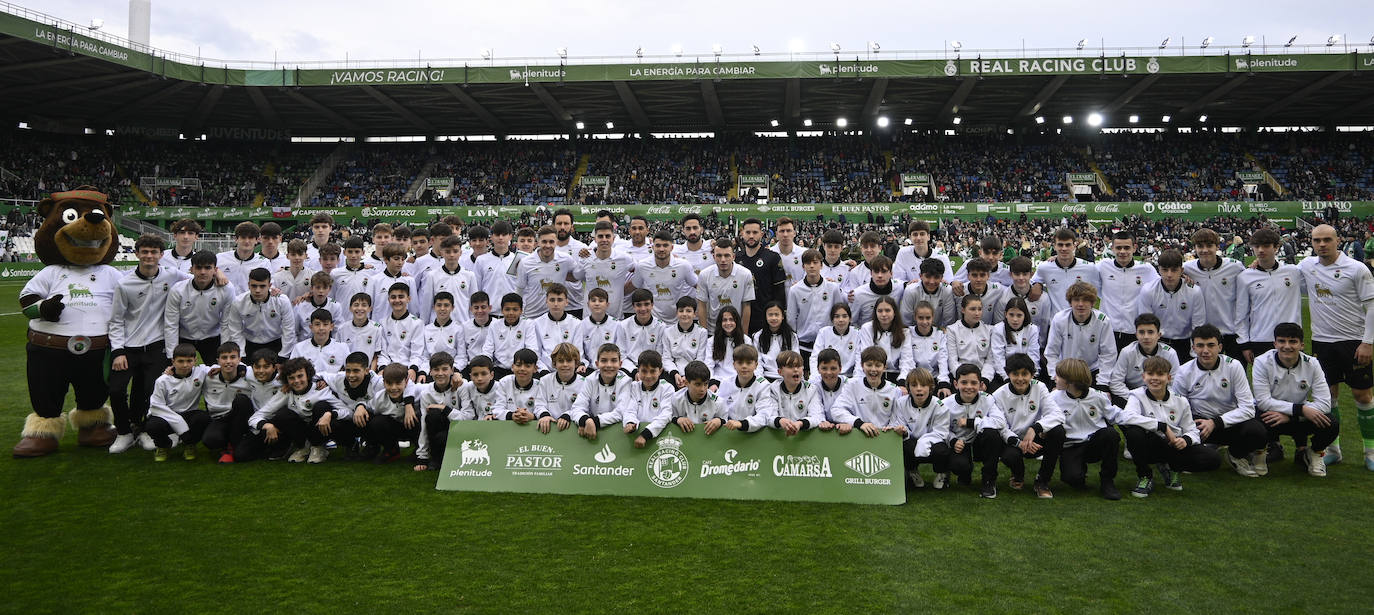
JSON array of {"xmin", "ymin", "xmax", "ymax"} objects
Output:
[{"xmin": 13, "ymin": 188, "xmax": 123, "ymax": 457}]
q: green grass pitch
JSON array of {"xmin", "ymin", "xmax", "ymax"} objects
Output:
[{"xmin": 0, "ymin": 279, "xmax": 1371, "ymax": 613}]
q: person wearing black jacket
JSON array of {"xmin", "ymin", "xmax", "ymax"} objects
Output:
[{"xmin": 736, "ymin": 218, "xmax": 787, "ymax": 334}]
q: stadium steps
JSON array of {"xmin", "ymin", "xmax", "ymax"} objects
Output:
[
  {"xmin": 117, "ymin": 215, "xmax": 169, "ymax": 242},
  {"xmin": 403, "ymin": 156, "xmax": 440, "ymax": 202},
  {"xmin": 569, "ymin": 153, "xmax": 591, "ymax": 192},
  {"xmin": 293, "ymin": 142, "xmax": 355, "ymax": 208},
  {"xmin": 884, "ymin": 151, "xmax": 901, "ymax": 196},
  {"xmin": 729, "ymin": 152, "xmax": 739, "ymax": 194},
  {"xmin": 1086, "ymin": 160, "xmax": 1115, "ymax": 196},
  {"xmin": 1242, "ymin": 152, "xmax": 1288, "ymax": 195}
]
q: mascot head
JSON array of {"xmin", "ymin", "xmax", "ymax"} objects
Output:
[{"xmin": 34, "ymin": 187, "xmax": 118, "ymax": 266}]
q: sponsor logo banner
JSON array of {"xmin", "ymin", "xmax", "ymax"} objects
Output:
[
  {"xmin": 436, "ymin": 423, "xmax": 905, "ymax": 505},
  {"xmin": 115, "ymin": 201, "xmax": 1363, "ymax": 225}
]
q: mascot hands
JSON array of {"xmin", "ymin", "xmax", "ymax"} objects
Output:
[{"xmin": 39, "ymin": 294, "xmax": 65, "ymax": 322}]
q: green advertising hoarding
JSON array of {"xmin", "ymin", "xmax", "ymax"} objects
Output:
[
  {"xmin": 0, "ymin": 10, "xmax": 1365, "ymax": 90},
  {"xmin": 436, "ymin": 422, "xmax": 906, "ymax": 505},
  {"xmin": 263, "ymin": 53, "xmax": 1369, "ymax": 87},
  {"xmin": 119, "ymin": 201, "xmax": 1366, "ymax": 225}
]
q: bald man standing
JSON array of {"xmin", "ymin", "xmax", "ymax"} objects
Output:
[{"xmin": 1301, "ymin": 224, "xmax": 1374, "ymax": 470}]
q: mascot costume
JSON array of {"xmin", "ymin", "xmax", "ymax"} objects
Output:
[{"xmin": 13, "ymin": 188, "xmax": 123, "ymax": 457}]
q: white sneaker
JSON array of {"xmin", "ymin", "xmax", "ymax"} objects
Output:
[
  {"xmin": 137, "ymin": 432, "xmax": 155, "ymax": 451},
  {"xmin": 1306, "ymin": 448, "xmax": 1328, "ymax": 477},
  {"xmin": 287, "ymin": 445, "xmax": 310, "ymax": 463},
  {"xmin": 1324, "ymin": 441, "xmax": 1343, "ymax": 465},
  {"xmin": 1250, "ymin": 451, "xmax": 1269, "ymax": 477},
  {"xmin": 908, "ymin": 471, "xmax": 925, "ymax": 488},
  {"xmin": 1228, "ymin": 453, "xmax": 1258, "ymax": 478},
  {"xmin": 307, "ymin": 446, "xmax": 329, "ymax": 464},
  {"xmin": 932, "ymin": 472, "xmax": 949, "ymax": 490},
  {"xmin": 108, "ymin": 433, "xmax": 137, "ymax": 454}
]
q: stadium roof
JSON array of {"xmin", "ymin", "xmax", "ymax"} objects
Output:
[{"xmin": 1, "ymin": 6, "xmax": 1373, "ymax": 138}]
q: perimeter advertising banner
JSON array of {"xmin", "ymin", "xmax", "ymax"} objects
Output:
[
  {"xmin": 119, "ymin": 200, "xmax": 1359, "ymax": 225},
  {"xmin": 436, "ymin": 422, "xmax": 907, "ymax": 505}
]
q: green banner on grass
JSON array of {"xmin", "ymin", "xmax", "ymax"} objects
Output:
[{"xmin": 436, "ymin": 422, "xmax": 906, "ymax": 505}]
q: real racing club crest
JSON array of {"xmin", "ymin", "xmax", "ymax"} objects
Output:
[{"xmin": 1220, "ymin": 377, "xmax": 1229, "ymax": 389}]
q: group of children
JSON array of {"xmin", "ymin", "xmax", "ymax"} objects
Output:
[{"xmin": 98, "ymin": 211, "xmax": 1360, "ymax": 501}]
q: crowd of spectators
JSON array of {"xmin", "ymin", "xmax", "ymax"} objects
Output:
[
  {"xmin": 310, "ymin": 144, "xmax": 427, "ymax": 207},
  {"xmin": 1253, "ymin": 131, "xmax": 1374, "ymax": 201},
  {"xmin": 3, "ymin": 128, "xmax": 1374, "ymax": 212},
  {"xmin": 890, "ymin": 133, "xmax": 1082, "ymax": 203},
  {"xmin": 1092, "ymin": 132, "xmax": 1264, "ymax": 202},
  {"xmin": 0, "ymin": 129, "xmax": 128, "ymax": 206},
  {"xmin": 573, "ymin": 139, "xmax": 731, "ymax": 205},
  {"xmin": 735, "ymin": 136, "xmax": 892, "ymax": 204},
  {"xmin": 422, "ymin": 141, "xmax": 576, "ymax": 207}
]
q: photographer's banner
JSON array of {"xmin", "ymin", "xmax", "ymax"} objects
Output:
[{"xmin": 436, "ymin": 422, "xmax": 906, "ymax": 505}]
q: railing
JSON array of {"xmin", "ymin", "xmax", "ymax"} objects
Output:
[{"xmin": 4, "ymin": 1, "xmax": 1372, "ymax": 70}]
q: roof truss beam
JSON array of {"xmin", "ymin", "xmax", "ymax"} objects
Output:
[
  {"xmin": 612, "ymin": 81, "xmax": 652, "ymax": 131},
  {"xmin": 1015, "ymin": 75, "xmax": 1069, "ymax": 118},
  {"xmin": 699, "ymin": 80, "xmax": 725, "ymax": 130},
  {"xmin": 1103, "ymin": 74, "xmax": 1160, "ymax": 113},
  {"xmin": 861, "ymin": 78, "xmax": 888, "ymax": 118},
  {"xmin": 282, "ymin": 89, "xmax": 359, "ymax": 133},
  {"xmin": 0, "ymin": 56, "xmax": 89, "ymax": 75},
  {"xmin": 96, "ymin": 80, "xmax": 194, "ymax": 123},
  {"xmin": 181, "ymin": 84, "xmax": 226, "ymax": 133},
  {"xmin": 528, "ymin": 83, "xmax": 574, "ymax": 130},
  {"xmin": 937, "ymin": 77, "xmax": 977, "ymax": 123},
  {"xmin": 246, "ymin": 87, "xmax": 281, "ymax": 127},
  {"xmin": 1177, "ymin": 74, "xmax": 1250, "ymax": 117},
  {"xmin": 439, "ymin": 84, "xmax": 508, "ymax": 134},
  {"xmin": 784, "ymin": 78, "xmax": 800, "ymax": 127},
  {"xmin": 361, "ymin": 85, "xmax": 434, "ymax": 132},
  {"xmin": 1251, "ymin": 72, "xmax": 1350, "ymax": 122},
  {"xmin": 0, "ymin": 71, "xmax": 139, "ymax": 97}
]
